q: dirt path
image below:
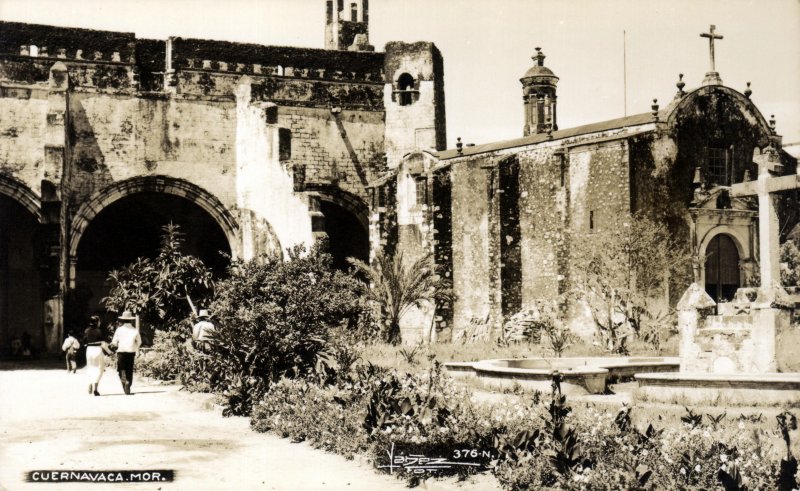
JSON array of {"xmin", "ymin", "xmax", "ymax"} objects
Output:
[{"xmin": 0, "ymin": 363, "xmax": 413, "ymax": 491}]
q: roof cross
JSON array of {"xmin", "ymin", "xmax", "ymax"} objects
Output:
[{"xmin": 700, "ymin": 25, "xmax": 723, "ymax": 72}]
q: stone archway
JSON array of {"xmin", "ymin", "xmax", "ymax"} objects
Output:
[
  {"xmin": 69, "ymin": 176, "xmax": 238, "ymax": 259},
  {"xmin": 68, "ymin": 177, "xmax": 238, "ymax": 326},
  {"xmin": 0, "ymin": 181, "xmax": 43, "ymax": 356},
  {"xmin": 311, "ymin": 188, "xmax": 369, "ymax": 271}
]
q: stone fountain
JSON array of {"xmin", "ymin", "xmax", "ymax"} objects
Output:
[{"xmin": 635, "ymin": 146, "xmax": 800, "ymax": 406}]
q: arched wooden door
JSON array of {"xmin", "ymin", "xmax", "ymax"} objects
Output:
[{"xmin": 704, "ymin": 234, "xmax": 740, "ymax": 302}]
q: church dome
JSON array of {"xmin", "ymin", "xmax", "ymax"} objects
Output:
[
  {"xmin": 521, "ymin": 47, "xmax": 558, "ymax": 82},
  {"xmin": 522, "ymin": 64, "xmax": 557, "ymax": 79}
]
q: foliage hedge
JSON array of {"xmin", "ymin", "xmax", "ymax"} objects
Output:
[
  {"xmin": 132, "ymin": 242, "xmax": 799, "ymax": 490},
  {"xmin": 250, "ymin": 366, "xmax": 799, "ymax": 490}
]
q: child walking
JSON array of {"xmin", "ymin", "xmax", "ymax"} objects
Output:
[{"xmin": 61, "ymin": 332, "xmax": 80, "ymax": 373}]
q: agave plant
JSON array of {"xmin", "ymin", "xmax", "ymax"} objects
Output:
[{"xmin": 348, "ymin": 251, "xmax": 453, "ymax": 345}]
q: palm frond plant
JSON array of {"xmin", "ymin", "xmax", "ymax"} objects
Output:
[{"xmin": 348, "ymin": 251, "xmax": 453, "ymax": 345}]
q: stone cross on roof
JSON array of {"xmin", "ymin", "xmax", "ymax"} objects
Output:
[
  {"xmin": 731, "ymin": 146, "xmax": 800, "ymax": 290},
  {"xmin": 700, "ymin": 25, "xmax": 724, "ymax": 85}
]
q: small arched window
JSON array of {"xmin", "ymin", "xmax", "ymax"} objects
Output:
[{"xmin": 396, "ymin": 73, "xmax": 416, "ymax": 106}]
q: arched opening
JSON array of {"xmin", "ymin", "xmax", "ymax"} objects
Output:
[
  {"xmin": 73, "ymin": 192, "xmax": 232, "ymax": 326},
  {"xmin": 319, "ymin": 199, "xmax": 369, "ymax": 271},
  {"xmin": 397, "ymin": 72, "xmax": 415, "ymax": 106},
  {"xmin": 0, "ymin": 195, "xmax": 43, "ymax": 357},
  {"xmin": 704, "ymin": 233, "xmax": 740, "ymax": 302}
]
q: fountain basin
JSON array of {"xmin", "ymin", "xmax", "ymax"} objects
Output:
[{"xmin": 445, "ymin": 357, "xmax": 680, "ymax": 396}]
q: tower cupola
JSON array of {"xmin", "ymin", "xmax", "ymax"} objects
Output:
[{"xmin": 521, "ymin": 47, "xmax": 559, "ymax": 136}]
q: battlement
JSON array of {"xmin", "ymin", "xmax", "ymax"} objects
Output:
[
  {"xmin": 0, "ymin": 21, "xmax": 386, "ymax": 91},
  {"xmin": 0, "ymin": 21, "xmax": 136, "ymax": 64},
  {"xmin": 168, "ymin": 37, "xmax": 383, "ymax": 83}
]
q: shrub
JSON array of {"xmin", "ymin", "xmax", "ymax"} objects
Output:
[
  {"xmin": 134, "ymin": 327, "xmax": 212, "ymax": 391},
  {"xmin": 348, "ymin": 251, "xmax": 453, "ymax": 345},
  {"xmin": 252, "ymin": 377, "xmax": 369, "ymax": 458},
  {"xmin": 206, "ymin": 245, "xmax": 367, "ymax": 416},
  {"xmin": 104, "ymin": 224, "xmax": 216, "ymax": 341},
  {"xmin": 569, "ymin": 213, "xmax": 691, "ymax": 354}
]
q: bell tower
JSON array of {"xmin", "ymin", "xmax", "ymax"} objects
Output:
[
  {"xmin": 325, "ymin": 0, "xmax": 374, "ymax": 51},
  {"xmin": 521, "ymin": 47, "xmax": 559, "ymax": 136}
]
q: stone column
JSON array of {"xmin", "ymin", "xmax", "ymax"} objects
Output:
[
  {"xmin": 752, "ymin": 286, "xmax": 794, "ymax": 372},
  {"xmin": 757, "ymin": 177, "xmax": 781, "ymax": 288},
  {"xmin": 42, "ymin": 62, "xmax": 69, "ymax": 353}
]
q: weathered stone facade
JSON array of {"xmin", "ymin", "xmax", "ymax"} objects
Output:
[
  {"xmin": 381, "ymin": 53, "xmax": 798, "ymax": 343},
  {"xmin": 0, "ymin": 9, "xmax": 447, "ymax": 354}
]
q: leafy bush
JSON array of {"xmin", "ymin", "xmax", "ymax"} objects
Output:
[
  {"xmin": 348, "ymin": 251, "xmax": 453, "ymax": 344},
  {"xmin": 251, "ymin": 361, "xmax": 493, "ymax": 485},
  {"xmin": 135, "ymin": 330, "xmax": 188, "ymax": 381},
  {"xmin": 104, "ymin": 224, "xmax": 216, "ymax": 341},
  {"xmin": 250, "ymin": 356, "xmax": 800, "ymax": 490},
  {"xmin": 781, "ymin": 235, "xmax": 800, "ymax": 287},
  {"xmin": 134, "ymin": 327, "xmax": 213, "ymax": 392},
  {"xmin": 569, "ymin": 213, "xmax": 691, "ymax": 354},
  {"xmin": 205, "ymin": 245, "xmax": 368, "ymax": 416}
]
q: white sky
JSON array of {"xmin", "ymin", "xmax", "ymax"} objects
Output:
[{"xmin": 1, "ymin": 0, "xmax": 798, "ymax": 149}]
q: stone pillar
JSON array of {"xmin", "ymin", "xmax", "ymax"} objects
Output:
[
  {"xmin": 758, "ymin": 185, "xmax": 781, "ymax": 289},
  {"xmin": 752, "ymin": 286, "xmax": 795, "ymax": 372},
  {"xmin": 676, "ymin": 283, "xmax": 716, "ymax": 372},
  {"xmin": 42, "ymin": 62, "xmax": 69, "ymax": 353},
  {"xmin": 235, "ymin": 77, "xmax": 310, "ymax": 259}
]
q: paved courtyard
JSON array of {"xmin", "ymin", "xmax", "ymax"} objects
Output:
[{"xmin": 0, "ymin": 362, "xmax": 411, "ymax": 491}]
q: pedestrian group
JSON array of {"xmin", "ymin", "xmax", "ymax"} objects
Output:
[{"xmin": 61, "ymin": 311, "xmax": 141, "ymax": 396}]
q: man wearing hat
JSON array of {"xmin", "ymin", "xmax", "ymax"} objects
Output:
[
  {"xmin": 110, "ymin": 310, "xmax": 141, "ymax": 395},
  {"xmin": 192, "ymin": 309, "xmax": 215, "ymax": 352}
]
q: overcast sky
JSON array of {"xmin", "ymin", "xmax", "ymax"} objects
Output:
[{"xmin": 1, "ymin": 0, "xmax": 798, "ymax": 149}]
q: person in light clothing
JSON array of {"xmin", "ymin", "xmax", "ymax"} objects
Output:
[
  {"xmin": 192, "ymin": 309, "xmax": 215, "ymax": 351},
  {"xmin": 110, "ymin": 310, "xmax": 141, "ymax": 395},
  {"xmin": 83, "ymin": 316, "xmax": 107, "ymax": 396},
  {"xmin": 61, "ymin": 331, "xmax": 80, "ymax": 373}
]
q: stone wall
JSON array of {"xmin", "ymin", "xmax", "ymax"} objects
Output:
[
  {"xmin": 450, "ymin": 156, "xmax": 492, "ymax": 336},
  {"xmin": 279, "ymin": 105, "xmax": 384, "ymax": 202},
  {"xmin": 0, "ymin": 88, "xmax": 48, "ymax": 196},
  {"xmin": 66, "ymin": 93, "xmax": 238, "ymax": 210}
]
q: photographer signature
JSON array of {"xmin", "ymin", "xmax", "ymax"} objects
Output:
[{"xmin": 377, "ymin": 443, "xmax": 492, "ymax": 474}]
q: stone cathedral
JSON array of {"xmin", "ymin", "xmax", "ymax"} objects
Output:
[{"xmin": 0, "ymin": 4, "xmax": 796, "ymax": 354}]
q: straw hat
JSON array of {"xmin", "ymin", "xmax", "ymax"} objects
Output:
[
  {"xmin": 118, "ymin": 310, "xmax": 136, "ymax": 321},
  {"xmin": 197, "ymin": 309, "xmax": 210, "ymax": 319}
]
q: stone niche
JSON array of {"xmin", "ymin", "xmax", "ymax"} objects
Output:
[{"xmin": 679, "ymin": 283, "xmax": 797, "ymax": 374}]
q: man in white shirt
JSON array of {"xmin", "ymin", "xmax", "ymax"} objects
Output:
[
  {"xmin": 111, "ymin": 310, "xmax": 141, "ymax": 395},
  {"xmin": 192, "ymin": 310, "xmax": 215, "ymax": 352}
]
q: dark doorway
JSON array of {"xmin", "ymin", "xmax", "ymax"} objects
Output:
[
  {"xmin": 0, "ymin": 195, "xmax": 43, "ymax": 356},
  {"xmin": 704, "ymin": 234, "xmax": 740, "ymax": 302},
  {"xmin": 74, "ymin": 192, "xmax": 231, "ymax": 322},
  {"xmin": 319, "ymin": 200, "xmax": 368, "ymax": 271}
]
